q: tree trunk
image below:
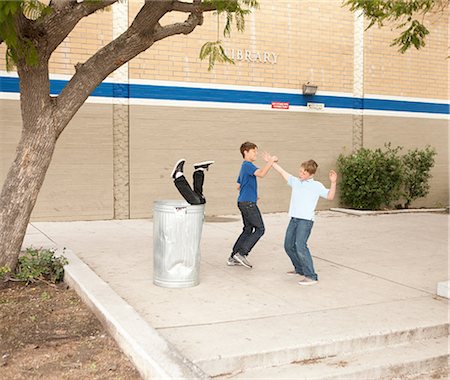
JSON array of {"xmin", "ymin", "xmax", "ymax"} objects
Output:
[
  {"xmin": 0, "ymin": 118, "xmax": 57, "ymax": 269},
  {"xmin": 0, "ymin": 1, "xmax": 211, "ymax": 270}
]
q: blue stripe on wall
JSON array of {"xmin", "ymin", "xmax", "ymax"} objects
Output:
[{"xmin": 1, "ymin": 76, "xmax": 448, "ymax": 115}]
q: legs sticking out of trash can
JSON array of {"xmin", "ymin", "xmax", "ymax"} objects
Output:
[{"xmin": 171, "ymin": 159, "xmax": 214, "ymax": 205}]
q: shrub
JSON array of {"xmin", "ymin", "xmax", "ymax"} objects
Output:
[
  {"xmin": 400, "ymin": 146, "xmax": 436, "ymax": 208},
  {"xmin": 337, "ymin": 144, "xmax": 403, "ymax": 210},
  {"xmin": 0, "ymin": 266, "xmax": 11, "ymax": 280},
  {"xmin": 15, "ymin": 248, "xmax": 68, "ymax": 284}
]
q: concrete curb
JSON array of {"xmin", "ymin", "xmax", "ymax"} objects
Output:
[
  {"xmin": 197, "ymin": 323, "xmax": 449, "ymax": 376},
  {"xmin": 60, "ymin": 249, "xmax": 210, "ymax": 380},
  {"xmin": 330, "ymin": 207, "xmax": 447, "ymax": 216}
]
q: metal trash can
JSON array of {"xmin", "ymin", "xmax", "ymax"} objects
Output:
[{"xmin": 153, "ymin": 200, "xmax": 205, "ymax": 288}]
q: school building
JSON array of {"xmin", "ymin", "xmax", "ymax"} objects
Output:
[{"xmin": 0, "ymin": 1, "xmax": 448, "ymax": 221}]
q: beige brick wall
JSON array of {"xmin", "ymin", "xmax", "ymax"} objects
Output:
[
  {"xmin": 0, "ymin": 100, "xmax": 114, "ymax": 221},
  {"xmin": 50, "ymin": 10, "xmax": 112, "ymax": 75},
  {"xmin": 129, "ymin": 0, "xmax": 354, "ymax": 92},
  {"xmin": 0, "ymin": 7, "xmax": 112, "ymax": 75},
  {"xmin": 0, "ymin": 2, "xmax": 448, "ymax": 221},
  {"xmin": 0, "ymin": 1, "xmax": 446, "ymax": 98},
  {"xmin": 364, "ymin": 116, "xmax": 449, "ymax": 208},
  {"xmin": 364, "ymin": 9, "xmax": 449, "ymax": 99},
  {"xmin": 129, "ymin": 106, "xmax": 351, "ymax": 218}
]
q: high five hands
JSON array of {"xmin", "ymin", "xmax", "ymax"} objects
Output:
[{"xmin": 263, "ymin": 152, "xmax": 278, "ymax": 163}]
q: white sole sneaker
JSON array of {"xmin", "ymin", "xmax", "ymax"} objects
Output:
[
  {"xmin": 171, "ymin": 158, "xmax": 185, "ymax": 178},
  {"xmin": 298, "ymin": 278, "xmax": 318, "ymax": 286},
  {"xmin": 193, "ymin": 160, "xmax": 215, "ymax": 170},
  {"xmin": 227, "ymin": 258, "xmax": 242, "ymax": 266},
  {"xmin": 233, "ymin": 253, "xmax": 252, "ymax": 269}
]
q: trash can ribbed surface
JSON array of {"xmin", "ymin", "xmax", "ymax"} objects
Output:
[{"xmin": 153, "ymin": 200, "xmax": 205, "ymax": 288}]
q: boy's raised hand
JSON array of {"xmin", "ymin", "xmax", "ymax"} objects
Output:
[
  {"xmin": 263, "ymin": 152, "xmax": 278, "ymax": 163},
  {"xmin": 329, "ymin": 170, "xmax": 337, "ymax": 183}
]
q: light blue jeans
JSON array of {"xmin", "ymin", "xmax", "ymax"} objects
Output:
[{"xmin": 284, "ymin": 217, "xmax": 318, "ymax": 281}]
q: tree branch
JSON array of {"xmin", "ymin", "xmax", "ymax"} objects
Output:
[
  {"xmin": 53, "ymin": 1, "xmax": 172, "ymax": 136},
  {"xmin": 51, "ymin": 0, "xmax": 221, "ymax": 136},
  {"xmin": 48, "ymin": 0, "xmax": 77, "ymax": 11},
  {"xmin": 154, "ymin": 12, "xmax": 203, "ymax": 41},
  {"xmin": 37, "ymin": 0, "xmax": 119, "ymax": 57},
  {"xmin": 172, "ymin": 0, "xmax": 216, "ymax": 13}
]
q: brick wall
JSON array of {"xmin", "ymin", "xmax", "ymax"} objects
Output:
[
  {"xmin": 0, "ymin": 1, "xmax": 447, "ymax": 98},
  {"xmin": 364, "ymin": 9, "xmax": 449, "ymax": 99},
  {"xmin": 0, "ymin": 1, "xmax": 448, "ymax": 220},
  {"xmin": 128, "ymin": 0, "xmax": 354, "ymax": 92}
]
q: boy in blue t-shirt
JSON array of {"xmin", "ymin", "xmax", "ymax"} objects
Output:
[
  {"xmin": 269, "ymin": 157, "xmax": 337, "ymax": 285},
  {"xmin": 228, "ymin": 142, "xmax": 277, "ymax": 269}
]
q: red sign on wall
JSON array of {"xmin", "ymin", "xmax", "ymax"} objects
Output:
[{"xmin": 271, "ymin": 102, "xmax": 290, "ymax": 109}]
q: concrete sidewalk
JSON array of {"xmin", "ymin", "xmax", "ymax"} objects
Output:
[{"xmin": 23, "ymin": 211, "xmax": 449, "ymax": 379}]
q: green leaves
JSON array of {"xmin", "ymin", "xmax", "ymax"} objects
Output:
[
  {"xmin": 344, "ymin": 0, "xmax": 443, "ymax": 53},
  {"xmin": 337, "ymin": 144, "xmax": 437, "ymax": 210},
  {"xmin": 337, "ymin": 144, "xmax": 404, "ymax": 210},
  {"xmin": 14, "ymin": 248, "xmax": 68, "ymax": 284},
  {"xmin": 401, "ymin": 146, "xmax": 436, "ymax": 208},
  {"xmin": 392, "ymin": 20, "xmax": 430, "ymax": 53},
  {"xmin": 200, "ymin": 41, "xmax": 234, "ymax": 70},
  {"xmin": 0, "ymin": 0, "xmax": 51, "ymax": 70},
  {"xmin": 22, "ymin": 0, "xmax": 51, "ymax": 21},
  {"xmin": 200, "ymin": 0, "xmax": 259, "ymax": 69}
]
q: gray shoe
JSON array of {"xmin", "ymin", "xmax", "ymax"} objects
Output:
[
  {"xmin": 227, "ymin": 256, "xmax": 242, "ymax": 266},
  {"xmin": 234, "ymin": 253, "xmax": 252, "ymax": 269}
]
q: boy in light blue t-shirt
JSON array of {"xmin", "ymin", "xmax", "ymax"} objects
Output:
[{"xmin": 268, "ymin": 157, "xmax": 337, "ymax": 285}]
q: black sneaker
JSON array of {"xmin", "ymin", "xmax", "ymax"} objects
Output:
[
  {"xmin": 171, "ymin": 159, "xmax": 185, "ymax": 179},
  {"xmin": 193, "ymin": 160, "xmax": 214, "ymax": 171},
  {"xmin": 234, "ymin": 253, "xmax": 252, "ymax": 269}
]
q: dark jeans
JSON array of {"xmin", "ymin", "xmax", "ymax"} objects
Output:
[
  {"xmin": 232, "ymin": 202, "xmax": 265, "ymax": 256},
  {"xmin": 284, "ymin": 217, "xmax": 317, "ymax": 280},
  {"xmin": 174, "ymin": 170, "xmax": 205, "ymax": 205}
]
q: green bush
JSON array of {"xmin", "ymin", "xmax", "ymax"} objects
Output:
[
  {"xmin": 337, "ymin": 144, "xmax": 403, "ymax": 210},
  {"xmin": 15, "ymin": 248, "xmax": 68, "ymax": 284},
  {"xmin": 337, "ymin": 144, "xmax": 437, "ymax": 210},
  {"xmin": 400, "ymin": 146, "xmax": 436, "ymax": 209}
]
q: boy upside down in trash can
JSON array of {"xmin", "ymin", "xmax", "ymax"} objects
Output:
[{"xmin": 171, "ymin": 159, "xmax": 214, "ymax": 205}]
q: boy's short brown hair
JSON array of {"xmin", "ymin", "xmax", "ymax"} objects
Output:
[
  {"xmin": 301, "ymin": 159, "xmax": 318, "ymax": 175},
  {"xmin": 240, "ymin": 141, "xmax": 258, "ymax": 158}
]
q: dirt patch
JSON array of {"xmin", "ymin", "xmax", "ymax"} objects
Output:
[{"xmin": 0, "ymin": 281, "xmax": 141, "ymax": 379}]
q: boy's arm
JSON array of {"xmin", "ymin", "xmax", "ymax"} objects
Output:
[
  {"xmin": 272, "ymin": 162, "xmax": 291, "ymax": 182},
  {"xmin": 327, "ymin": 170, "xmax": 337, "ymax": 200},
  {"xmin": 254, "ymin": 153, "xmax": 277, "ymax": 178}
]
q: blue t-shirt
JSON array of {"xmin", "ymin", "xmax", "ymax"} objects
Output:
[
  {"xmin": 287, "ymin": 176, "xmax": 329, "ymax": 221},
  {"xmin": 237, "ymin": 161, "xmax": 258, "ymax": 202}
]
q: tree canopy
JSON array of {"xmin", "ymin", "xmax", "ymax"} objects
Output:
[
  {"xmin": 344, "ymin": 0, "xmax": 448, "ymax": 53},
  {"xmin": 0, "ymin": 0, "xmax": 259, "ymax": 71}
]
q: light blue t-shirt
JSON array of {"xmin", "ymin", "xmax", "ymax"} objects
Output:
[
  {"xmin": 237, "ymin": 161, "xmax": 258, "ymax": 202},
  {"xmin": 287, "ymin": 176, "xmax": 329, "ymax": 221}
]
